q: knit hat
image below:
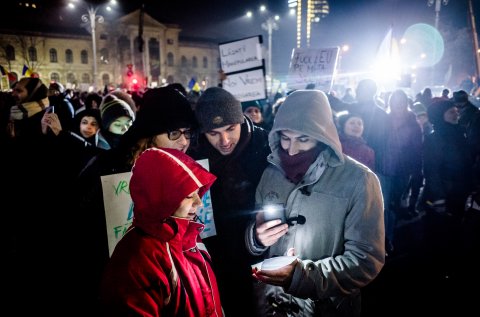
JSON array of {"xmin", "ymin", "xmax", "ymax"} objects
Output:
[
  {"xmin": 74, "ymin": 108, "xmax": 102, "ymax": 129},
  {"xmin": 99, "ymin": 95, "xmax": 135, "ymax": 131},
  {"xmin": 195, "ymin": 87, "xmax": 244, "ymax": 132},
  {"xmin": 410, "ymin": 102, "xmax": 427, "ymax": 117},
  {"xmin": 130, "ymin": 148, "xmax": 216, "ymax": 235},
  {"xmin": 241, "ymin": 100, "xmax": 262, "ymax": 113},
  {"xmin": 109, "ymin": 90, "xmax": 137, "ymax": 112},
  {"xmin": 427, "ymin": 99, "xmax": 456, "ymax": 126},
  {"xmin": 19, "ymin": 77, "xmax": 48, "ymax": 103},
  {"xmin": 122, "ymin": 87, "xmax": 197, "ymax": 146}
]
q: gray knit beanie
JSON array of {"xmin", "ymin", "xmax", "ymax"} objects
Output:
[
  {"xmin": 195, "ymin": 87, "xmax": 244, "ymax": 132},
  {"xmin": 100, "ymin": 95, "xmax": 135, "ymax": 130}
]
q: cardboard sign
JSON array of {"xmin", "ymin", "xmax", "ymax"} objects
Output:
[
  {"xmin": 221, "ymin": 68, "xmax": 267, "ymax": 102},
  {"xmin": 101, "ymin": 159, "xmax": 216, "ymax": 256},
  {"xmin": 287, "ymin": 47, "xmax": 339, "ymax": 91},
  {"xmin": 219, "ymin": 36, "xmax": 263, "ymax": 73},
  {"xmin": 101, "ymin": 172, "xmax": 134, "ymax": 257}
]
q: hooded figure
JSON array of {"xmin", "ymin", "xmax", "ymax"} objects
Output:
[
  {"xmin": 246, "ymin": 90, "xmax": 385, "ymax": 316},
  {"xmin": 98, "ymin": 95, "xmax": 135, "ymax": 149},
  {"xmin": 100, "ymin": 148, "xmax": 222, "ymax": 316},
  {"xmin": 424, "ymin": 99, "xmax": 473, "ymax": 213}
]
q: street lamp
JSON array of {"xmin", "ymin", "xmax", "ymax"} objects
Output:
[
  {"xmin": 68, "ymin": 0, "xmax": 117, "ymax": 90},
  {"xmin": 427, "ymin": 0, "xmax": 449, "ymax": 30},
  {"xmin": 246, "ymin": 6, "xmax": 281, "ymax": 99},
  {"xmin": 262, "ymin": 15, "xmax": 279, "ymax": 96}
]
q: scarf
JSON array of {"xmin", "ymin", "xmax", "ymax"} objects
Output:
[
  {"xmin": 7, "ymin": 98, "xmax": 49, "ymax": 138},
  {"xmin": 278, "ymin": 145, "xmax": 323, "ymax": 184},
  {"xmin": 9, "ymin": 98, "xmax": 49, "ymax": 120}
]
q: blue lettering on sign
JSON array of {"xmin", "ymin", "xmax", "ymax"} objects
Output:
[{"xmin": 127, "ymin": 201, "xmax": 134, "ymax": 220}]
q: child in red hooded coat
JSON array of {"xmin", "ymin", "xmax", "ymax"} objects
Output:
[{"xmin": 100, "ymin": 148, "xmax": 223, "ymax": 316}]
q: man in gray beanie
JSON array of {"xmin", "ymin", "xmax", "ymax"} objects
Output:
[{"xmin": 189, "ymin": 86, "xmax": 270, "ymax": 317}]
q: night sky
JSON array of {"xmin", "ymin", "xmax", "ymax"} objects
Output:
[
  {"xmin": 137, "ymin": 0, "xmax": 480, "ymax": 87},
  {"xmin": 2, "ymin": 0, "xmax": 479, "ymax": 89}
]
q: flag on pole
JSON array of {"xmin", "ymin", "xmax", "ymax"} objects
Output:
[{"xmin": 22, "ymin": 64, "xmax": 32, "ymax": 77}]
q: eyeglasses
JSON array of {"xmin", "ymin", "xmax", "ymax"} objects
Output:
[{"xmin": 167, "ymin": 129, "xmax": 193, "ymax": 141}]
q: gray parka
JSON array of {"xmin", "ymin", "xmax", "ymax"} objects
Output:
[{"xmin": 245, "ymin": 90, "xmax": 385, "ymax": 316}]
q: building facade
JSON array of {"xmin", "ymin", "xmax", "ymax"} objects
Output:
[{"xmin": 0, "ymin": 9, "xmax": 220, "ymax": 92}]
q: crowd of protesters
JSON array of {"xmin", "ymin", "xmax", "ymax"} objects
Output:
[{"xmin": 1, "ymin": 74, "xmax": 479, "ymax": 316}]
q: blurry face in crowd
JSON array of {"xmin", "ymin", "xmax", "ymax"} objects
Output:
[
  {"xmin": 344, "ymin": 116, "xmax": 364, "ymax": 138},
  {"xmin": 173, "ymin": 189, "xmax": 203, "ymax": 220},
  {"xmin": 153, "ymin": 128, "xmax": 192, "ymax": 153},
  {"xmin": 11, "ymin": 79, "xmax": 30, "ymax": 104},
  {"xmin": 244, "ymin": 107, "xmax": 263, "ymax": 124},
  {"xmin": 416, "ymin": 114, "xmax": 429, "ymax": 126},
  {"xmin": 280, "ymin": 130, "xmax": 318, "ymax": 156},
  {"xmin": 79, "ymin": 116, "xmax": 100, "ymax": 139},
  {"xmin": 108, "ymin": 116, "xmax": 133, "ymax": 135},
  {"xmin": 388, "ymin": 90, "xmax": 409, "ymax": 115},
  {"xmin": 48, "ymin": 88, "xmax": 60, "ymax": 97},
  {"xmin": 205, "ymin": 124, "xmax": 241, "ymax": 156},
  {"xmin": 443, "ymin": 107, "xmax": 459, "ymax": 124}
]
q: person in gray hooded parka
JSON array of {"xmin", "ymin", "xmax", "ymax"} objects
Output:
[{"xmin": 245, "ymin": 89, "xmax": 385, "ymax": 316}]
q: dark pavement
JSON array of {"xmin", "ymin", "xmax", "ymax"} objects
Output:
[{"xmin": 361, "ymin": 212, "xmax": 476, "ymax": 316}]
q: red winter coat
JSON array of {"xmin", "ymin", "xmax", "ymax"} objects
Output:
[{"xmin": 100, "ymin": 217, "xmax": 223, "ymax": 317}]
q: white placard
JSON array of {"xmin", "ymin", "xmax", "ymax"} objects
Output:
[
  {"xmin": 195, "ymin": 159, "xmax": 217, "ymax": 239},
  {"xmin": 219, "ymin": 36, "xmax": 263, "ymax": 73},
  {"xmin": 287, "ymin": 47, "xmax": 339, "ymax": 91},
  {"xmin": 101, "ymin": 159, "xmax": 216, "ymax": 256},
  {"xmin": 221, "ymin": 68, "xmax": 266, "ymax": 102},
  {"xmin": 101, "ymin": 172, "xmax": 134, "ymax": 257}
]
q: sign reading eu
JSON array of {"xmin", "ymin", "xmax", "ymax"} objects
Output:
[{"xmin": 287, "ymin": 47, "xmax": 340, "ymax": 92}]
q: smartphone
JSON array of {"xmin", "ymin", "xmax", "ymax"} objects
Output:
[
  {"xmin": 47, "ymin": 106, "xmax": 55, "ymax": 113},
  {"xmin": 262, "ymin": 203, "xmax": 287, "ymax": 224}
]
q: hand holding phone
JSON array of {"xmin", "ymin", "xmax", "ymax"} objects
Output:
[{"xmin": 262, "ymin": 203, "xmax": 287, "ymax": 224}]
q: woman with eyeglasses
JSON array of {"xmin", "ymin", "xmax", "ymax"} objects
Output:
[{"xmin": 72, "ymin": 86, "xmax": 199, "ymax": 316}]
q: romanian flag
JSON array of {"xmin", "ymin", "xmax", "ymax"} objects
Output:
[
  {"xmin": 188, "ymin": 77, "xmax": 201, "ymax": 92},
  {"xmin": 22, "ymin": 64, "xmax": 32, "ymax": 77}
]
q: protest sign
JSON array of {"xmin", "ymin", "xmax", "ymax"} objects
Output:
[
  {"xmin": 287, "ymin": 47, "xmax": 339, "ymax": 91},
  {"xmin": 221, "ymin": 68, "xmax": 266, "ymax": 102},
  {"xmin": 101, "ymin": 172, "xmax": 133, "ymax": 257},
  {"xmin": 219, "ymin": 35, "xmax": 267, "ymax": 102},
  {"xmin": 219, "ymin": 35, "xmax": 263, "ymax": 73}
]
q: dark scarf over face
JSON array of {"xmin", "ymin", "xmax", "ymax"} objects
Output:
[
  {"xmin": 278, "ymin": 145, "xmax": 323, "ymax": 184},
  {"xmin": 103, "ymin": 129, "xmax": 123, "ymax": 149}
]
